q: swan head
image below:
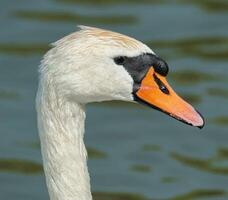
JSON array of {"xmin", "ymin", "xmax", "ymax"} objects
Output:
[{"xmin": 41, "ymin": 26, "xmax": 204, "ymax": 128}]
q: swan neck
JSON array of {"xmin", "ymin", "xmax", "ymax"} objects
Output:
[{"xmin": 36, "ymin": 79, "xmax": 92, "ymax": 200}]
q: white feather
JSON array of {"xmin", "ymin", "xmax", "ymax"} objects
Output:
[{"xmin": 36, "ymin": 26, "xmax": 154, "ymax": 200}]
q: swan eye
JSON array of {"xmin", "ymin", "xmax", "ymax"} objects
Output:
[
  {"xmin": 114, "ymin": 56, "xmax": 125, "ymax": 65},
  {"xmin": 154, "ymin": 61, "xmax": 169, "ymax": 76}
]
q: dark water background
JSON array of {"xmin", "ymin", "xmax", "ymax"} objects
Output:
[{"xmin": 0, "ymin": 0, "xmax": 228, "ymax": 199}]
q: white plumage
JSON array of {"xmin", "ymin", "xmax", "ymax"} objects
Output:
[{"xmin": 36, "ymin": 26, "xmax": 153, "ymax": 200}]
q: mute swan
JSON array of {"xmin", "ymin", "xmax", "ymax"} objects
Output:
[{"xmin": 36, "ymin": 26, "xmax": 204, "ymax": 200}]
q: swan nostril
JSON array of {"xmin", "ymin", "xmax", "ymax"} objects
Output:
[
  {"xmin": 153, "ymin": 74, "xmax": 169, "ymax": 94},
  {"xmin": 160, "ymin": 85, "xmax": 169, "ymax": 94}
]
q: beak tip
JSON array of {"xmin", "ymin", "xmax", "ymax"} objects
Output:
[
  {"xmin": 197, "ymin": 121, "xmax": 205, "ymax": 129},
  {"xmin": 197, "ymin": 125, "xmax": 204, "ymax": 129},
  {"xmin": 195, "ymin": 110, "xmax": 205, "ymax": 129},
  {"xmin": 176, "ymin": 108, "xmax": 205, "ymax": 129}
]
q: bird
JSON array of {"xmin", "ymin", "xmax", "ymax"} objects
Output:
[{"xmin": 36, "ymin": 26, "xmax": 204, "ymax": 200}]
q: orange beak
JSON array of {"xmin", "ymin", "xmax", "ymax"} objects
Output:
[{"xmin": 134, "ymin": 67, "xmax": 204, "ymax": 128}]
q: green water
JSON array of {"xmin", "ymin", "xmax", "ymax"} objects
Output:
[{"xmin": 0, "ymin": 0, "xmax": 228, "ymax": 199}]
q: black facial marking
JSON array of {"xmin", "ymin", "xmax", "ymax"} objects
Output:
[
  {"xmin": 153, "ymin": 74, "xmax": 170, "ymax": 95},
  {"xmin": 113, "ymin": 53, "xmax": 169, "ymax": 85}
]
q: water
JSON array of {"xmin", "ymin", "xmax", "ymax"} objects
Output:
[{"xmin": 0, "ymin": 0, "xmax": 228, "ymax": 199}]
